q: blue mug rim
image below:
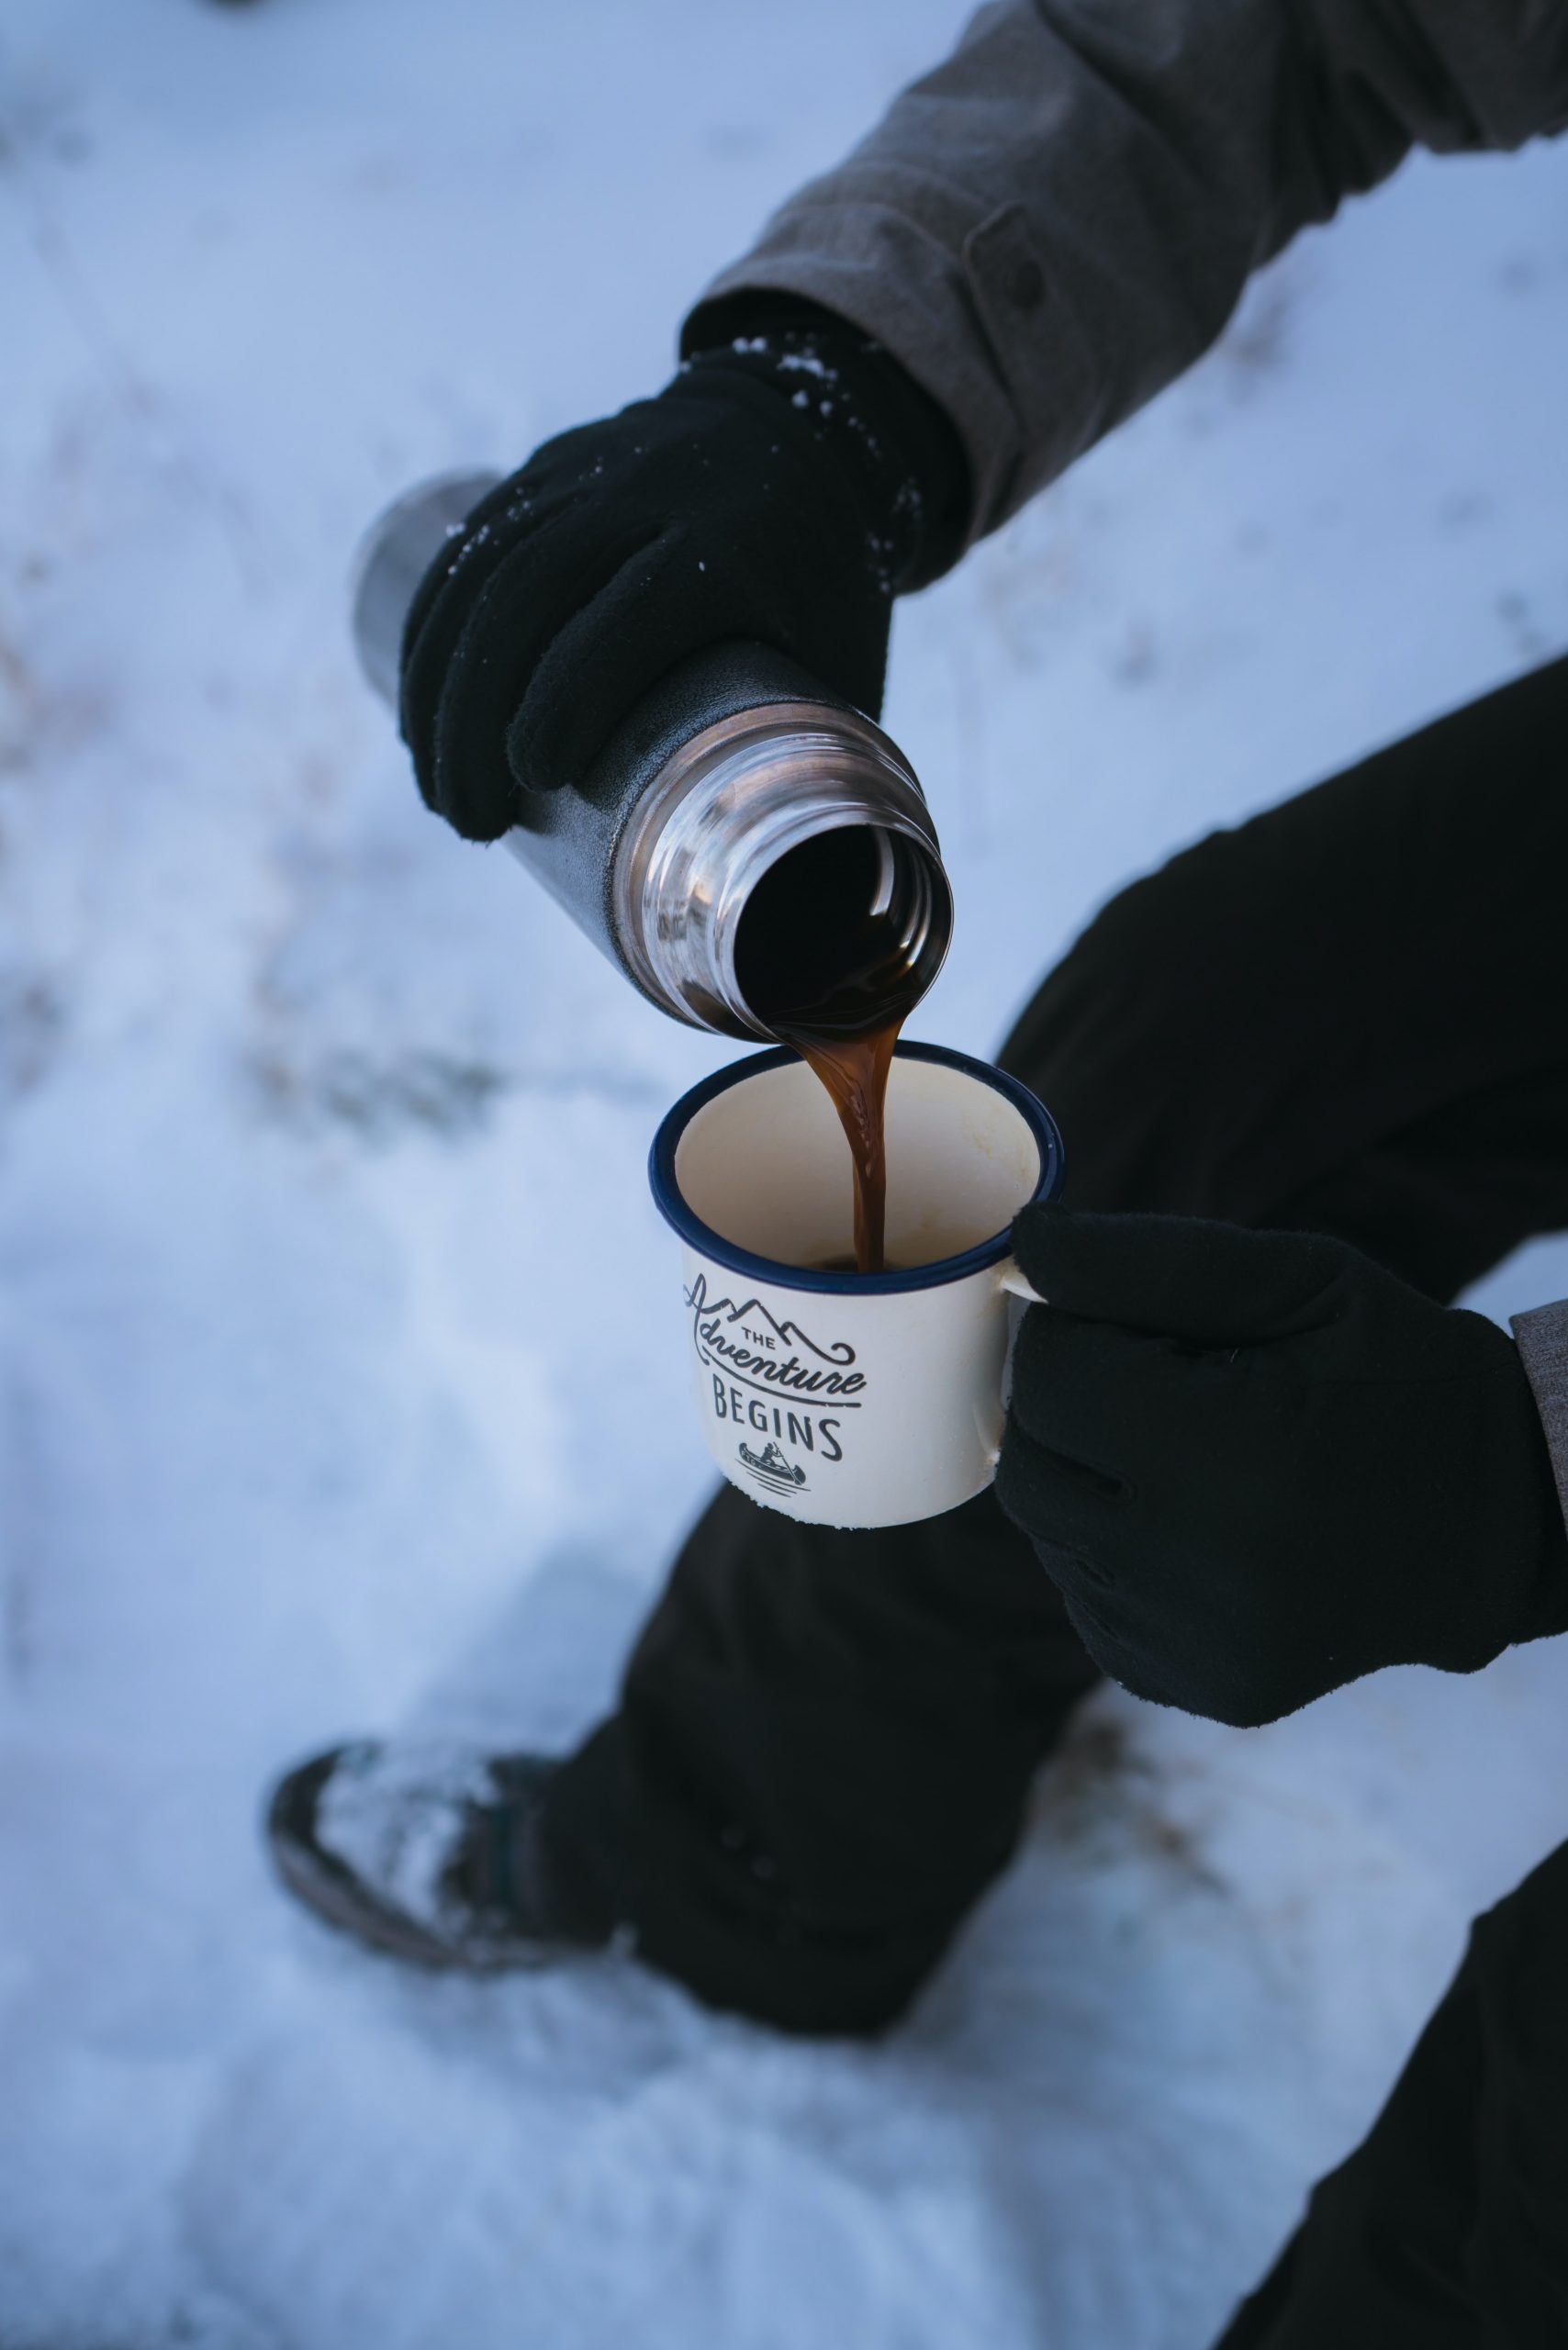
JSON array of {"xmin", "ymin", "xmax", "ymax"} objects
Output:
[{"xmin": 648, "ymin": 1038, "xmax": 1065, "ymax": 1296}]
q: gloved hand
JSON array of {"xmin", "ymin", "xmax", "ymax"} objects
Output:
[
  {"xmin": 995, "ymin": 1206, "xmax": 1568, "ymax": 1727},
  {"xmin": 398, "ymin": 303, "xmax": 966, "ymax": 841}
]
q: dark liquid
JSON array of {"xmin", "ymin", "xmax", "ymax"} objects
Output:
[
  {"xmin": 811, "ymin": 1230, "xmax": 978, "ymax": 1275},
  {"xmin": 734, "ymin": 829, "xmax": 922, "ymax": 1276},
  {"xmin": 785, "ymin": 1023, "xmax": 899, "ymax": 1273}
]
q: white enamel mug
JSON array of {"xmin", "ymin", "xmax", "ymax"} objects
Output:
[{"xmin": 649, "ymin": 1042, "xmax": 1064, "ymax": 1529}]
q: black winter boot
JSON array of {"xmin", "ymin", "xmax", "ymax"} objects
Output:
[{"xmin": 266, "ymin": 1740, "xmax": 620, "ymax": 1968}]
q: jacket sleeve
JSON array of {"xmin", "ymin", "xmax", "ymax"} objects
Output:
[
  {"xmin": 684, "ymin": 0, "xmax": 1568, "ymax": 546},
  {"xmin": 1515, "ymin": 1302, "xmax": 1568, "ymax": 1548}
]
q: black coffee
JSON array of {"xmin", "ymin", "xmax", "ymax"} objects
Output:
[
  {"xmin": 734, "ymin": 829, "xmax": 925, "ymax": 1275},
  {"xmin": 811, "ymin": 1227, "xmax": 979, "ymax": 1276}
]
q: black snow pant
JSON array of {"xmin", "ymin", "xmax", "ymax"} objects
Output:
[
  {"xmin": 543, "ymin": 653, "xmax": 1568, "ymax": 2321},
  {"xmin": 1215, "ymin": 1837, "xmax": 1568, "ymax": 2346}
]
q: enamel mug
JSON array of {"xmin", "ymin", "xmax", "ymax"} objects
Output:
[{"xmin": 650, "ymin": 1042, "xmax": 1064, "ymax": 1528}]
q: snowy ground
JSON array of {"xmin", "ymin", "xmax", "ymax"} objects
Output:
[{"xmin": 4, "ymin": 3, "xmax": 1568, "ymax": 2343}]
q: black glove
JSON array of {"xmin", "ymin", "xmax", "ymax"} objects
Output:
[
  {"xmin": 995, "ymin": 1206, "xmax": 1568, "ymax": 1728},
  {"xmin": 398, "ymin": 301, "xmax": 967, "ymax": 842}
]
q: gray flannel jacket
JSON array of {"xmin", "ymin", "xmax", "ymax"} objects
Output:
[{"xmin": 691, "ymin": 0, "xmax": 1568, "ymax": 1535}]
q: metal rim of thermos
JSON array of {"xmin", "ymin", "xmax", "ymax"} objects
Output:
[{"xmin": 612, "ymin": 701, "xmax": 952, "ymax": 1037}]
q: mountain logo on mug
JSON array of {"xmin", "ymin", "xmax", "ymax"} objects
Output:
[
  {"xmin": 737, "ymin": 1439, "xmax": 809, "ymax": 1493},
  {"xmin": 684, "ymin": 1273, "xmax": 866, "ymax": 1400}
]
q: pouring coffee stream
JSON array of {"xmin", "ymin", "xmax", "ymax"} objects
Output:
[
  {"xmin": 730, "ymin": 822, "xmax": 931, "ymax": 1273},
  {"xmin": 353, "ymin": 473, "xmax": 954, "ymax": 1274},
  {"xmin": 790, "ymin": 1025, "xmax": 899, "ymax": 1275}
]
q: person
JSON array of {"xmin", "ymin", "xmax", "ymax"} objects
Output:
[{"xmin": 268, "ymin": 1, "xmax": 1568, "ymax": 2336}]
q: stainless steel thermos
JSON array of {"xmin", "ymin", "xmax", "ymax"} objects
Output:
[{"xmin": 352, "ymin": 472, "xmax": 953, "ymax": 1043}]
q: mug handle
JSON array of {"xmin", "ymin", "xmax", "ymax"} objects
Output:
[
  {"xmin": 996, "ymin": 1259, "xmax": 1047, "ymax": 1307},
  {"xmin": 982, "ymin": 1258, "xmax": 1047, "ymax": 1468}
]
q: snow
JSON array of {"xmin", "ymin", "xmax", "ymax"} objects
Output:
[
  {"xmin": 314, "ymin": 1740, "xmax": 502, "ymax": 1947},
  {"xmin": 3, "ymin": 1, "xmax": 1568, "ymax": 2343}
]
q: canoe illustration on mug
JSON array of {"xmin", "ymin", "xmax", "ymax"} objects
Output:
[{"xmin": 737, "ymin": 1440, "xmax": 808, "ymax": 1491}]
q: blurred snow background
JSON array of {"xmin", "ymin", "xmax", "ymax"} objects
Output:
[{"xmin": 3, "ymin": 2, "xmax": 1568, "ymax": 2344}]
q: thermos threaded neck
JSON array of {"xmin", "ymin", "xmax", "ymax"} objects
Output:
[{"xmin": 610, "ymin": 704, "xmax": 952, "ymax": 1039}]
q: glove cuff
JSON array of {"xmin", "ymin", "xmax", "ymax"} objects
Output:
[{"xmin": 678, "ymin": 293, "xmax": 969, "ymax": 595}]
